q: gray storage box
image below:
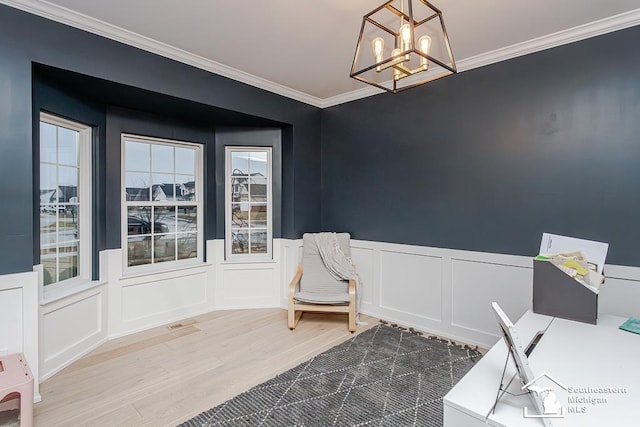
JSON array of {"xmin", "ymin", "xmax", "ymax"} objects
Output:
[{"xmin": 532, "ymin": 259, "xmax": 598, "ymax": 324}]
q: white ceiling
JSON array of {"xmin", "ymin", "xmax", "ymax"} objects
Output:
[{"xmin": 5, "ymin": 0, "xmax": 640, "ymax": 105}]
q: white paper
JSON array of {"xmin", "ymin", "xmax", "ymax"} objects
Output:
[{"xmin": 539, "ymin": 233, "xmax": 608, "ymax": 275}]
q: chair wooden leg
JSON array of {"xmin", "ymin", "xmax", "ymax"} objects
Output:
[
  {"xmin": 288, "ymin": 264, "xmax": 303, "ymax": 330},
  {"xmin": 348, "ymin": 279, "xmax": 356, "ymax": 333},
  {"xmin": 348, "ymin": 303, "xmax": 356, "ymax": 333},
  {"xmin": 288, "ymin": 307, "xmax": 302, "ymax": 330},
  {"xmin": 288, "ymin": 298, "xmax": 304, "ymax": 330},
  {"xmin": 288, "ymin": 306, "xmax": 296, "ymax": 330},
  {"xmin": 295, "ymin": 311, "xmax": 302, "ymax": 327}
]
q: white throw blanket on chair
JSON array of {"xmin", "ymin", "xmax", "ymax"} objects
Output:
[{"xmin": 312, "ymin": 232, "xmax": 366, "ymax": 325}]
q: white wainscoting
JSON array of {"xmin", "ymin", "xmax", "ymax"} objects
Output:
[
  {"xmin": 4, "ymin": 237, "xmax": 638, "ymax": 388},
  {"xmin": 37, "ymin": 249, "xmax": 110, "ymax": 381},
  {"xmin": 0, "ymin": 270, "xmax": 39, "ymax": 401},
  {"xmin": 347, "ymin": 241, "xmax": 536, "ymax": 348},
  {"xmin": 280, "ymin": 239, "xmax": 640, "ymax": 349},
  {"xmin": 598, "ymin": 265, "xmax": 640, "ymax": 319},
  {"xmin": 213, "ymin": 239, "xmax": 283, "ymax": 309},
  {"xmin": 106, "ymin": 244, "xmax": 215, "ymax": 338},
  {"xmin": 449, "ymin": 258, "xmax": 532, "ymax": 345},
  {"xmin": 40, "ymin": 285, "xmax": 107, "ymax": 381},
  {"xmin": 121, "ymin": 272, "xmax": 208, "ymax": 323},
  {"xmin": 379, "ymin": 250, "xmax": 443, "ymax": 324},
  {"xmin": 33, "ymin": 239, "xmax": 284, "ymax": 381}
]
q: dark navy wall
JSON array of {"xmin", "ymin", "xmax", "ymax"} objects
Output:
[
  {"xmin": 0, "ymin": 4, "xmax": 321, "ymax": 275},
  {"xmin": 32, "ymin": 75, "xmax": 107, "ymax": 278},
  {"xmin": 321, "ymin": 26, "xmax": 640, "ymax": 266}
]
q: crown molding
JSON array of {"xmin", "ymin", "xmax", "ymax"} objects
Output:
[
  {"xmin": 2, "ymin": 0, "xmax": 639, "ymax": 109},
  {"xmin": 320, "ymin": 86, "xmax": 384, "ymax": 109},
  {"xmin": 456, "ymin": 7, "xmax": 640, "ymax": 73},
  {"xmin": 0, "ymin": 0, "xmax": 325, "ymax": 108}
]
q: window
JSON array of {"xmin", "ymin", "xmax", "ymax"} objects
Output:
[
  {"xmin": 225, "ymin": 147, "xmax": 272, "ymax": 259},
  {"xmin": 122, "ymin": 135, "xmax": 203, "ymax": 271},
  {"xmin": 39, "ymin": 113, "xmax": 92, "ymax": 287}
]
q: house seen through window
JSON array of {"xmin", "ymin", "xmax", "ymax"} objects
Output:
[
  {"xmin": 39, "ymin": 113, "xmax": 92, "ymax": 286},
  {"xmin": 122, "ymin": 135, "xmax": 203, "ymax": 270},
  {"xmin": 225, "ymin": 147, "xmax": 272, "ymax": 259}
]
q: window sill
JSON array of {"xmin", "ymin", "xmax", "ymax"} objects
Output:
[
  {"xmin": 221, "ymin": 258, "xmax": 276, "ymax": 265},
  {"xmin": 41, "ymin": 279, "xmax": 107, "ymax": 306}
]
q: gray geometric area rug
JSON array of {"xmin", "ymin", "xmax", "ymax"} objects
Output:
[{"xmin": 180, "ymin": 323, "xmax": 482, "ymax": 427}]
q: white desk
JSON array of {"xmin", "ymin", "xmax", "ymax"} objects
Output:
[{"xmin": 444, "ymin": 311, "xmax": 639, "ymax": 426}]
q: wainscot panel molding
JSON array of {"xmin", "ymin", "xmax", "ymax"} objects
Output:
[
  {"xmin": 0, "ymin": 270, "xmax": 39, "ymax": 401},
  {"xmin": 36, "ymin": 249, "xmax": 109, "ymax": 381},
  {"xmin": 350, "ymin": 247, "xmax": 375, "ymax": 307},
  {"xmin": 5, "ymin": 238, "xmax": 637, "ymax": 392},
  {"xmin": 40, "ymin": 286, "xmax": 107, "ymax": 381},
  {"xmin": 450, "ymin": 259, "xmax": 532, "ymax": 345},
  {"xmin": 379, "ymin": 250, "xmax": 443, "ymax": 324},
  {"xmin": 280, "ymin": 238, "xmax": 640, "ymax": 349},
  {"xmin": 106, "ymin": 246, "xmax": 216, "ymax": 339},
  {"xmin": 34, "ymin": 240, "xmax": 289, "ymax": 383},
  {"xmin": 121, "ymin": 274, "xmax": 208, "ymax": 323},
  {"xmin": 598, "ymin": 271, "xmax": 640, "ymax": 319},
  {"xmin": 213, "ymin": 239, "xmax": 283, "ymax": 310}
]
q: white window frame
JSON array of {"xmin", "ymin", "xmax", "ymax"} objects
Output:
[
  {"xmin": 121, "ymin": 134, "xmax": 204, "ymax": 275},
  {"xmin": 225, "ymin": 146, "xmax": 273, "ymax": 261},
  {"xmin": 39, "ymin": 112, "xmax": 92, "ymax": 293}
]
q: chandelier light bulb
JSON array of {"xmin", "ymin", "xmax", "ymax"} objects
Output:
[
  {"xmin": 418, "ymin": 35, "xmax": 431, "ymax": 69},
  {"xmin": 372, "ymin": 37, "xmax": 385, "ymax": 72},
  {"xmin": 400, "ymin": 23, "xmax": 412, "ymax": 51},
  {"xmin": 372, "ymin": 37, "xmax": 384, "ymax": 58},
  {"xmin": 391, "ymin": 48, "xmax": 402, "ymax": 80}
]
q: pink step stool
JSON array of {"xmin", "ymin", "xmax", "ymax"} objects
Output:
[{"xmin": 0, "ymin": 353, "xmax": 33, "ymax": 427}]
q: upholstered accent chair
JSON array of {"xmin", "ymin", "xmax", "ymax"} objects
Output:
[{"xmin": 288, "ymin": 233, "xmax": 356, "ymax": 332}]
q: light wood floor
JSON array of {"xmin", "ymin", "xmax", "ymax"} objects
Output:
[{"xmin": 34, "ymin": 309, "xmax": 377, "ymax": 427}]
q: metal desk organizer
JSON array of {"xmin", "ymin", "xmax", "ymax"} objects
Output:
[{"xmin": 0, "ymin": 353, "xmax": 34, "ymax": 427}]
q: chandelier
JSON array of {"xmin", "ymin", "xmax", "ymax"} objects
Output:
[{"xmin": 350, "ymin": 0, "xmax": 456, "ymax": 93}]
